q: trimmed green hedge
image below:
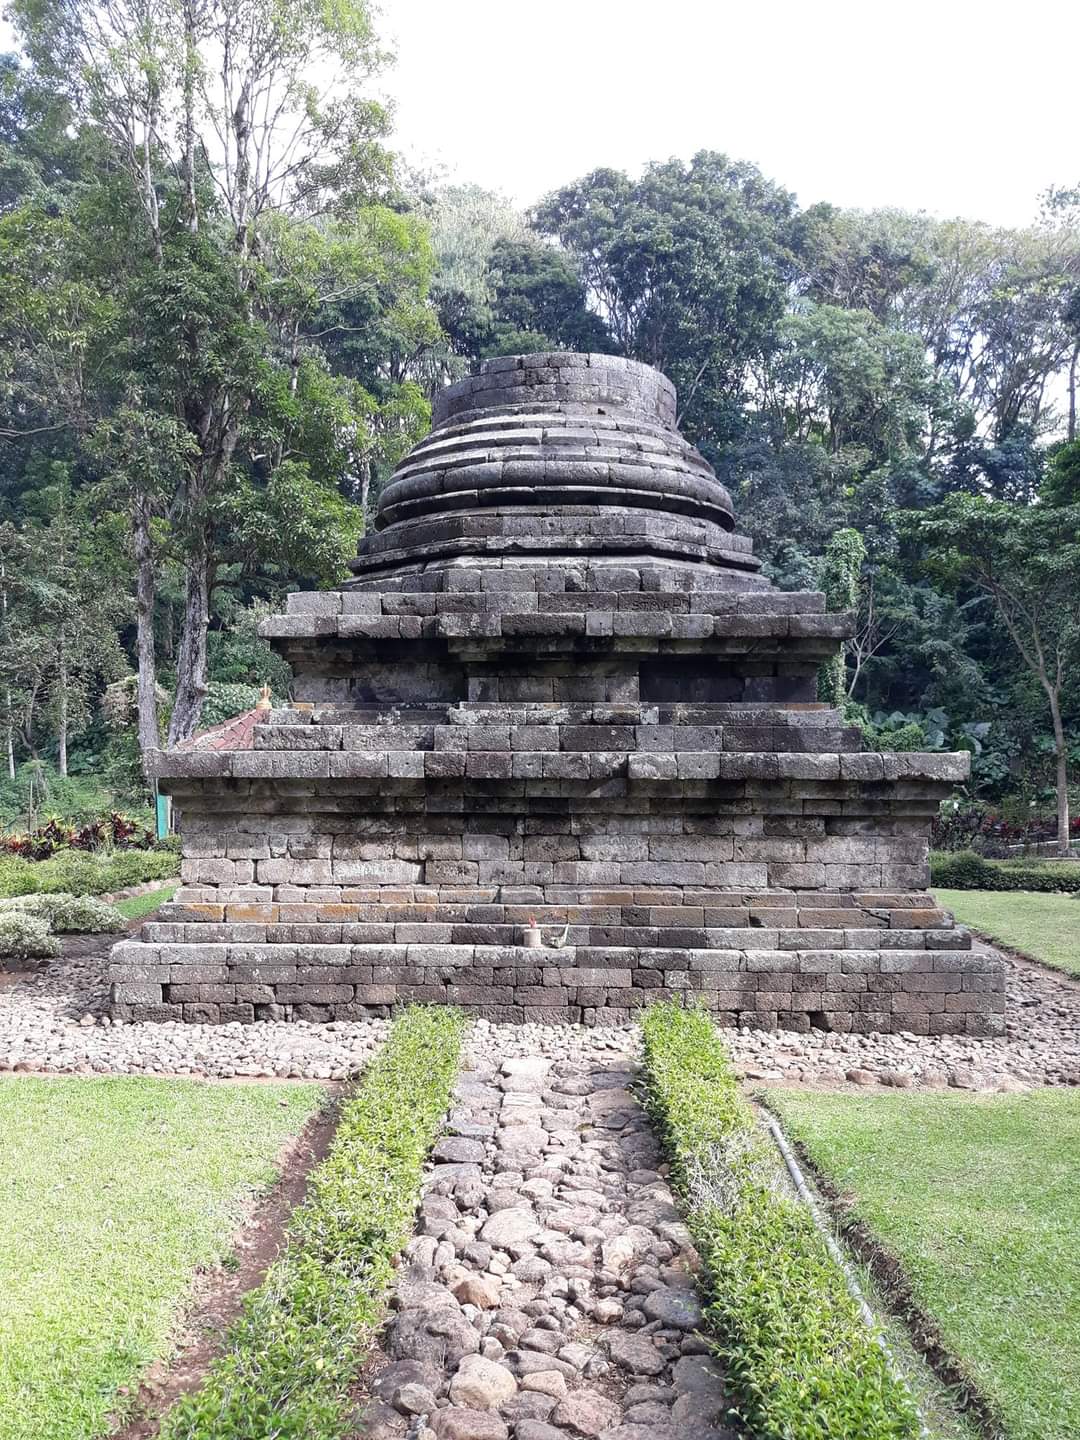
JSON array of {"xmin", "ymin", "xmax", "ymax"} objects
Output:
[
  {"xmin": 641, "ymin": 1001, "xmax": 921, "ymax": 1440},
  {"xmin": 161, "ymin": 1005, "xmax": 466, "ymax": 1440},
  {"xmin": 930, "ymin": 849, "xmax": 1080, "ymax": 892},
  {"xmin": 0, "ymin": 848, "xmax": 180, "ymax": 899}
]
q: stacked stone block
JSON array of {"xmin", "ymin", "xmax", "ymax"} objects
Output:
[{"xmin": 110, "ymin": 354, "xmax": 1002, "ymax": 1033}]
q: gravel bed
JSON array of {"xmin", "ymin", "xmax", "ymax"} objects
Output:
[
  {"xmin": 725, "ymin": 942, "xmax": 1080, "ymax": 1090},
  {"xmin": 358, "ymin": 1030, "xmax": 735, "ymax": 1440},
  {"xmin": 0, "ymin": 937, "xmax": 389, "ymax": 1080},
  {"xmin": 1, "ymin": 936, "xmax": 1078, "ymax": 1088}
]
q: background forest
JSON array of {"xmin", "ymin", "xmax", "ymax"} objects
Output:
[{"xmin": 1, "ymin": 0, "xmax": 1079, "ymax": 850}]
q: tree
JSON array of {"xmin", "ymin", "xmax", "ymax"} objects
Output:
[
  {"xmin": 750, "ymin": 303, "xmax": 940, "ymax": 459},
  {"xmin": 1043, "ymin": 439, "xmax": 1080, "ymax": 506},
  {"xmin": 0, "ymin": 478, "xmax": 126, "ymax": 774},
  {"xmin": 533, "ymin": 153, "xmax": 797, "ymax": 458},
  {"xmin": 912, "ymin": 495, "xmax": 1080, "ymax": 852},
  {"xmin": 4, "ymin": 0, "xmax": 425, "ymax": 745},
  {"xmin": 794, "ymin": 208, "xmax": 1080, "ymax": 457},
  {"xmin": 481, "ymin": 238, "xmax": 610, "ymax": 358},
  {"xmin": 423, "ymin": 183, "xmax": 529, "ymax": 374},
  {"xmin": 817, "ymin": 528, "xmax": 865, "ymax": 705},
  {"xmin": 792, "ymin": 205, "xmax": 937, "ymax": 319}
]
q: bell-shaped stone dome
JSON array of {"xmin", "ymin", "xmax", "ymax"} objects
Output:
[{"xmin": 351, "ymin": 353, "xmax": 759, "ymax": 580}]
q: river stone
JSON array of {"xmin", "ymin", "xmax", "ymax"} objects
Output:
[
  {"xmin": 503, "ymin": 1394, "xmax": 559, "ymax": 1426},
  {"xmin": 603, "ymin": 1427, "xmax": 678, "ymax": 1440},
  {"xmin": 550, "ymin": 1388, "xmax": 621, "ymax": 1437},
  {"xmin": 429, "ymin": 1408, "xmax": 509, "ymax": 1440},
  {"xmin": 605, "ymin": 1330, "xmax": 666, "ymax": 1375},
  {"xmin": 672, "ymin": 1354, "xmax": 725, "ymax": 1394},
  {"xmin": 480, "ymin": 1208, "xmax": 541, "ymax": 1247},
  {"xmin": 434, "ymin": 1137, "xmax": 487, "ymax": 1164},
  {"xmin": 520, "ymin": 1368, "xmax": 567, "ymax": 1398},
  {"xmin": 508, "ymin": 1349, "xmax": 577, "ymax": 1378},
  {"xmin": 671, "ymin": 1390, "xmax": 732, "ymax": 1431},
  {"xmin": 391, "ymin": 1307, "xmax": 481, "ymax": 1368},
  {"xmin": 450, "ymin": 1271, "xmax": 502, "ymax": 1308},
  {"xmin": 374, "ymin": 1359, "xmax": 441, "ymax": 1407},
  {"xmin": 448, "ymin": 1355, "xmax": 518, "ymax": 1410},
  {"xmin": 624, "ymin": 1401, "xmax": 675, "ymax": 1426},
  {"xmin": 395, "ymin": 1277, "xmax": 462, "ymax": 1310},
  {"xmin": 600, "ymin": 1235, "xmax": 636, "ymax": 1275},
  {"xmin": 396, "ymin": 1381, "xmax": 438, "ymax": 1416},
  {"xmin": 641, "ymin": 1286, "xmax": 704, "ymax": 1330},
  {"xmin": 514, "ymin": 1424, "xmax": 564, "ymax": 1440},
  {"xmin": 497, "ymin": 1126, "xmax": 548, "ymax": 1153},
  {"xmin": 354, "ymin": 1399, "xmax": 408, "ymax": 1438}
]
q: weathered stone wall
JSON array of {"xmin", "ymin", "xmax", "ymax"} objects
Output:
[
  {"xmin": 109, "ymin": 353, "xmax": 1003, "ymax": 1034},
  {"xmin": 111, "ymin": 697, "xmax": 1000, "ymax": 1033}
]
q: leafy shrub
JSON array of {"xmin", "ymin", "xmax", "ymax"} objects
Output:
[
  {"xmin": 1, "ymin": 811, "xmax": 156, "ymax": 861},
  {"xmin": 41, "ymin": 849, "xmax": 180, "ymax": 895},
  {"xmin": 0, "ymin": 848, "xmax": 180, "ymax": 898},
  {"xmin": 206, "ymin": 597, "xmax": 293, "ymax": 697},
  {"xmin": 930, "ymin": 850, "xmax": 1080, "ymax": 892},
  {"xmin": 0, "ymin": 911, "xmax": 61, "ymax": 962},
  {"xmin": 199, "ymin": 682, "xmax": 262, "ymax": 730},
  {"xmin": 161, "ymin": 1005, "xmax": 467, "ymax": 1440},
  {"xmin": 0, "ymin": 893, "xmax": 125, "ymax": 933},
  {"xmin": 0, "ymin": 857, "xmax": 37, "ymax": 897},
  {"xmin": 933, "ymin": 797, "xmax": 1080, "ymax": 853},
  {"xmin": 844, "ymin": 702, "xmax": 928, "ymax": 752},
  {"xmin": 641, "ymin": 1001, "xmax": 920, "ymax": 1440}
]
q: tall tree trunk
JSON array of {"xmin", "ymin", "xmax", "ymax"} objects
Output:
[
  {"xmin": 181, "ymin": 0, "xmax": 199, "ymax": 234},
  {"xmin": 167, "ymin": 408, "xmax": 242, "ymax": 745},
  {"xmin": 56, "ymin": 627, "xmax": 68, "ymax": 777},
  {"xmin": 360, "ymin": 457, "xmax": 371, "ymax": 522},
  {"xmin": 1, "ymin": 560, "xmax": 13, "ymax": 779},
  {"xmin": 168, "ymin": 532, "xmax": 212, "ymax": 744},
  {"xmin": 133, "ymin": 493, "xmax": 160, "ymax": 768},
  {"xmin": 1047, "ymin": 686, "xmax": 1071, "ymax": 855}
]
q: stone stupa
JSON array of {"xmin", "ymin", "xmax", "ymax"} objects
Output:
[{"xmin": 110, "ymin": 353, "xmax": 1002, "ymax": 1034}]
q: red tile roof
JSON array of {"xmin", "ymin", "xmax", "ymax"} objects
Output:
[{"xmin": 173, "ymin": 708, "xmax": 261, "ymax": 752}]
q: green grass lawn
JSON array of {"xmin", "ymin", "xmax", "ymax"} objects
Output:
[
  {"xmin": 115, "ymin": 882, "xmax": 179, "ymax": 922},
  {"xmin": 934, "ymin": 888, "xmax": 1080, "ymax": 976},
  {"xmin": 767, "ymin": 1087, "xmax": 1080, "ymax": 1440},
  {"xmin": 0, "ymin": 1076, "xmax": 323, "ymax": 1440}
]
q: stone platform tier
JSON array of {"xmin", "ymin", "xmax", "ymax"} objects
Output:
[{"xmin": 110, "ymin": 353, "xmax": 1003, "ymax": 1033}]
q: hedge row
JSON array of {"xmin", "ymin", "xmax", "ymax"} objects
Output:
[
  {"xmin": 0, "ymin": 847, "xmax": 179, "ymax": 899},
  {"xmin": 640, "ymin": 1001, "xmax": 921, "ymax": 1440},
  {"xmin": 930, "ymin": 849, "xmax": 1080, "ymax": 892},
  {"xmin": 161, "ymin": 1005, "xmax": 467, "ymax": 1440}
]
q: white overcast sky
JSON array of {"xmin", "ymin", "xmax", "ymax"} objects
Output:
[
  {"xmin": 380, "ymin": 0, "xmax": 1079, "ymax": 227},
  {"xmin": 1, "ymin": 0, "xmax": 1075, "ymax": 227}
]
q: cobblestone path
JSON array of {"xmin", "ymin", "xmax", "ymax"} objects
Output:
[{"xmin": 359, "ymin": 1033, "xmax": 737, "ymax": 1440}]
